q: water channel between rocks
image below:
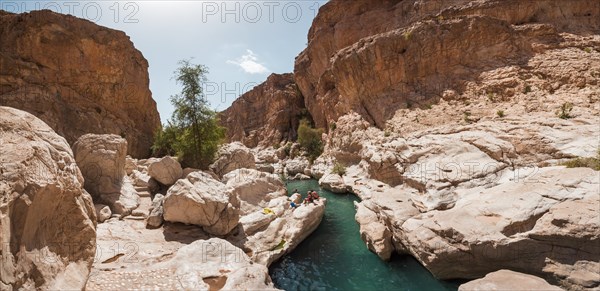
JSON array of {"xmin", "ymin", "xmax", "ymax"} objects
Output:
[{"xmin": 269, "ymin": 179, "xmax": 461, "ymax": 291}]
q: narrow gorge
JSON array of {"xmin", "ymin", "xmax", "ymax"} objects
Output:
[{"xmin": 1, "ymin": 1, "xmax": 599, "ymax": 290}]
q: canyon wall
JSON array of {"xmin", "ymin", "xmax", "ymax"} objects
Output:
[
  {"xmin": 294, "ymin": 0, "xmax": 600, "ymax": 128},
  {"xmin": 0, "ymin": 10, "xmax": 161, "ymax": 158},
  {"xmin": 220, "ymin": 73, "xmax": 306, "ymax": 147}
]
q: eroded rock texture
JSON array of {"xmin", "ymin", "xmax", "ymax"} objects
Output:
[
  {"xmin": 0, "ymin": 10, "xmax": 160, "ymax": 157},
  {"xmin": 220, "ymin": 73, "xmax": 306, "ymax": 147},
  {"xmin": 294, "ymin": 0, "xmax": 600, "ymax": 128},
  {"xmin": 0, "ymin": 106, "xmax": 97, "ymax": 290}
]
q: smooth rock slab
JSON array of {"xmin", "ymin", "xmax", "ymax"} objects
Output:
[
  {"xmin": 147, "ymin": 156, "xmax": 182, "ymax": 186},
  {"xmin": 459, "ymin": 270, "xmax": 562, "ymax": 291},
  {"xmin": 397, "ymin": 167, "xmax": 600, "ymax": 284},
  {"xmin": 163, "ymin": 171, "xmax": 240, "ymax": 235},
  {"xmin": 210, "ymin": 142, "xmax": 256, "ymax": 178},
  {"xmin": 319, "ymin": 173, "xmax": 349, "ymax": 193},
  {"xmin": 157, "ymin": 238, "xmax": 277, "ymax": 290}
]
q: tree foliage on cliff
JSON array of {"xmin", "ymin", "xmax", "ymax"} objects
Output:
[
  {"xmin": 152, "ymin": 60, "xmax": 225, "ymax": 169},
  {"xmin": 297, "ymin": 118, "xmax": 324, "ymax": 162}
]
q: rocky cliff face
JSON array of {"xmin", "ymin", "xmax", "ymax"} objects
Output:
[
  {"xmin": 217, "ymin": 0, "xmax": 600, "ymax": 289},
  {"xmin": 0, "ymin": 106, "xmax": 97, "ymax": 290},
  {"xmin": 295, "ymin": 0, "xmax": 600, "ymax": 128},
  {"xmin": 0, "ymin": 10, "xmax": 161, "ymax": 158},
  {"xmin": 220, "ymin": 73, "xmax": 305, "ymax": 147}
]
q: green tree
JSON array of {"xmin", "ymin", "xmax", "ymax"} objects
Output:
[
  {"xmin": 152, "ymin": 60, "xmax": 225, "ymax": 169},
  {"xmin": 297, "ymin": 118, "xmax": 324, "ymax": 162},
  {"xmin": 151, "ymin": 121, "xmax": 178, "ymax": 157}
]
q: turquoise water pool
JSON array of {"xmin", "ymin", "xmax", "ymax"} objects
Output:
[{"xmin": 269, "ymin": 179, "xmax": 459, "ymax": 291}]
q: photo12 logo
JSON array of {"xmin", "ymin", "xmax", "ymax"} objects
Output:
[
  {"xmin": 1, "ymin": 1, "xmax": 140, "ymax": 23},
  {"xmin": 200, "ymin": 1, "xmax": 324, "ymax": 23},
  {"xmin": 202, "ymin": 81, "xmax": 259, "ymax": 105}
]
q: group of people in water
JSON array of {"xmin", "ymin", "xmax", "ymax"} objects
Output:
[{"xmin": 290, "ymin": 188, "xmax": 320, "ymax": 208}]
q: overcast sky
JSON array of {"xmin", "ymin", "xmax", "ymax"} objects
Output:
[{"xmin": 3, "ymin": 0, "xmax": 325, "ymax": 123}]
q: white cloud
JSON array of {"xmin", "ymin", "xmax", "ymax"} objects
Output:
[{"xmin": 227, "ymin": 49, "xmax": 270, "ymax": 74}]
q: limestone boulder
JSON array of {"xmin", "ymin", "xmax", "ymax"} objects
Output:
[
  {"xmin": 124, "ymin": 156, "xmax": 137, "ymax": 175},
  {"xmin": 256, "ymin": 148, "xmax": 279, "ymax": 163},
  {"xmin": 101, "ymin": 177, "xmax": 140, "ymax": 215},
  {"xmin": 73, "ymin": 134, "xmax": 127, "ymax": 195},
  {"xmin": 131, "ymin": 170, "xmax": 152, "ymax": 188},
  {"xmin": 156, "ymin": 238, "xmax": 277, "ymax": 290},
  {"xmin": 229, "ymin": 196, "xmax": 327, "ymax": 267},
  {"xmin": 309, "ymin": 156, "xmax": 334, "ymax": 180},
  {"xmin": 210, "ymin": 142, "xmax": 256, "ymax": 178},
  {"xmin": 147, "ymin": 156, "xmax": 183, "ymax": 186},
  {"xmin": 94, "ymin": 204, "xmax": 112, "ymax": 223},
  {"xmin": 238, "ymin": 211, "xmax": 278, "ymax": 235},
  {"xmin": 222, "ymin": 168, "xmax": 326, "ymax": 266},
  {"xmin": 0, "ymin": 106, "xmax": 96, "ymax": 290},
  {"xmin": 354, "ymin": 201, "xmax": 393, "ymax": 261},
  {"xmin": 285, "ymin": 157, "xmax": 309, "ymax": 176},
  {"xmin": 291, "ymin": 173, "xmax": 311, "ymax": 180},
  {"xmin": 181, "ymin": 167, "xmax": 199, "ymax": 178},
  {"xmin": 146, "ymin": 194, "xmax": 165, "ymax": 229},
  {"xmin": 459, "ymin": 270, "xmax": 562, "ymax": 291},
  {"xmin": 353, "ymin": 186, "xmax": 419, "ymax": 257},
  {"xmin": 163, "ymin": 172, "xmax": 240, "ymax": 235},
  {"xmin": 397, "ymin": 167, "xmax": 599, "ymax": 286},
  {"xmin": 319, "ymin": 173, "xmax": 348, "ymax": 193},
  {"xmin": 256, "ymin": 164, "xmax": 275, "ymax": 174},
  {"xmin": 223, "ymin": 169, "xmax": 286, "ymax": 215},
  {"xmin": 73, "ymin": 134, "xmax": 140, "ymax": 214}
]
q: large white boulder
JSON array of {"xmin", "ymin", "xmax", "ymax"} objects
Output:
[
  {"xmin": 147, "ymin": 156, "xmax": 183, "ymax": 186},
  {"xmin": 319, "ymin": 173, "xmax": 348, "ymax": 193},
  {"xmin": 285, "ymin": 157, "xmax": 309, "ymax": 176},
  {"xmin": 73, "ymin": 134, "xmax": 127, "ymax": 194},
  {"xmin": 163, "ymin": 171, "xmax": 241, "ymax": 235},
  {"xmin": 223, "ymin": 169, "xmax": 286, "ymax": 215},
  {"xmin": 73, "ymin": 134, "xmax": 140, "ymax": 214},
  {"xmin": 146, "ymin": 194, "xmax": 165, "ymax": 229},
  {"xmin": 210, "ymin": 142, "xmax": 256, "ymax": 178},
  {"xmin": 156, "ymin": 238, "xmax": 277, "ymax": 290},
  {"xmin": 223, "ymin": 169, "xmax": 327, "ymax": 266},
  {"xmin": 0, "ymin": 106, "xmax": 97, "ymax": 290},
  {"xmin": 255, "ymin": 148, "xmax": 279, "ymax": 163},
  {"xmin": 354, "ymin": 201, "xmax": 393, "ymax": 260}
]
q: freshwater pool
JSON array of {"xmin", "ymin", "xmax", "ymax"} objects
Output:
[{"xmin": 269, "ymin": 179, "xmax": 459, "ymax": 291}]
